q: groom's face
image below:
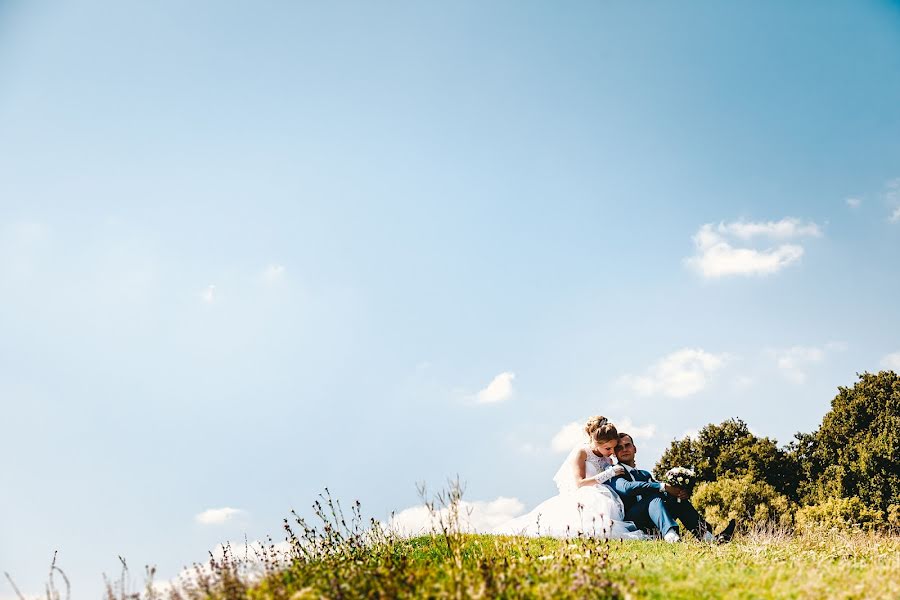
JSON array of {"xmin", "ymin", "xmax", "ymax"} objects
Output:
[{"xmin": 616, "ymin": 435, "xmax": 636, "ymax": 463}]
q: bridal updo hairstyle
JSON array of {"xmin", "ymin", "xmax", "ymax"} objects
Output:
[{"xmin": 584, "ymin": 415, "xmax": 619, "ymax": 444}]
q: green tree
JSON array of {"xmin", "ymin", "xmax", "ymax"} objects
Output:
[
  {"xmin": 655, "ymin": 418, "xmax": 799, "ymax": 500},
  {"xmin": 791, "ymin": 371, "xmax": 900, "ymax": 514}
]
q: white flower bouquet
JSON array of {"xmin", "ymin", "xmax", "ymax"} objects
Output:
[{"xmin": 663, "ymin": 467, "xmax": 696, "ymax": 503}]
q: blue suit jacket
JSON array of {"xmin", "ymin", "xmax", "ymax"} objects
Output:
[{"xmin": 608, "ymin": 468, "xmax": 666, "ymax": 512}]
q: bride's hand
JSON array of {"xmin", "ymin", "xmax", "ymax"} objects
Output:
[{"xmin": 612, "ymin": 465, "xmax": 626, "ymax": 475}]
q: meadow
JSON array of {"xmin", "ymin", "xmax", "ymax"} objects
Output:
[{"xmin": 58, "ymin": 489, "xmax": 896, "ymax": 600}]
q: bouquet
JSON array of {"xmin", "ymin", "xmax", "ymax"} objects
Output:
[{"xmin": 662, "ymin": 467, "xmax": 696, "ymax": 503}]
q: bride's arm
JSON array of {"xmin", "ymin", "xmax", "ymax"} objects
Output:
[{"xmin": 570, "ymin": 450, "xmax": 621, "ymax": 488}]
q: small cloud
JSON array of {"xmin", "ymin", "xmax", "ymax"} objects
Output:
[
  {"xmin": 613, "ymin": 416, "xmax": 656, "ymax": 440},
  {"xmin": 195, "ymin": 507, "xmax": 243, "ymax": 524},
  {"xmin": 389, "ymin": 497, "xmax": 525, "ymax": 535},
  {"xmin": 262, "ymin": 264, "xmax": 286, "ymax": 283},
  {"xmin": 532, "ymin": 416, "xmax": 654, "ymax": 455},
  {"xmin": 717, "ymin": 219, "xmax": 822, "ymax": 240},
  {"xmin": 845, "ymin": 197, "xmax": 862, "ymax": 209},
  {"xmin": 201, "ymin": 284, "xmax": 216, "ymax": 303},
  {"xmin": 880, "ymin": 352, "xmax": 900, "ymax": 372},
  {"xmin": 618, "ymin": 348, "xmax": 728, "ymax": 398},
  {"xmin": 774, "ymin": 347, "xmax": 824, "ymax": 383},
  {"xmin": 550, "ymin": 421, "xmax": 585, "ymax": 453},
  {"xmin": 681, "ymin": 428, "xmax": 700, "ymax": 441},
  {"xmin": 475, "ymin": 372, "xmax": 515, "ymax": 404},
  {"xmin": 885, "ymin": 178, "xmax": 900, "ymax": 222},
  {"xmin": 890, "ymin": 207, "xmax": 900, "ymax": 224},
  {"xmin": 770, "ymin": 342, "xmax": 844, "ymax": 383},
  {"xmin": 685, "ymin": 218, "xmax": 822, "ymax": 279}
]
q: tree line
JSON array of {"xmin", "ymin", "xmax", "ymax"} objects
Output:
[{"xmin": 653, "ymin": 370, "xmax": 900, "ymax": 531}]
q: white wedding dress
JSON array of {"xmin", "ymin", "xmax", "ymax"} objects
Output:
[{"xmin": 493, "ymin": 445, "xmax": 646, "ymax": 539}]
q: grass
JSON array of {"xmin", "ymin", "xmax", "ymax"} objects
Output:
[
  {"xmin": 601, "ymin": 529, "xmax": 900, "ymax": 599},
  {"xmin": 165, "ymin": 530, "xmax": 900, "ymax": 600},
  {"xmin": 163, "ymin": 487, "xmax": 900, "ymax": 600},
  {"xmin": 11, "ymin": 489, "xmax": 900, "ymax": 600}
]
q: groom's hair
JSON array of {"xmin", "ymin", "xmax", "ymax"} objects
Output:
[{"xmin": 618, "ymin": 432, "xmax": 632, "ymax": 441}]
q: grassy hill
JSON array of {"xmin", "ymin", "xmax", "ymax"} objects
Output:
[{"xmin": 156, "ymin": 528, "xmax": 899, "ymax": 599}]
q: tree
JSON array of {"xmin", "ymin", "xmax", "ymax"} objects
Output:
[
  {"xmin": 655, "ymin": 418, "xmax": 800, "ymax": 500},
  {"xmin": 791, "ymin": 371, "xmax": 900, "ymax": 514}
]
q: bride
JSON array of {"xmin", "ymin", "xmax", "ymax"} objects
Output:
[{"xmin": 493, "ymin": 416, "xmax": 645, "ymax": 539}]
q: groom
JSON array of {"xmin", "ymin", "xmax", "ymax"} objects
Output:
[{"xmin": 609, "ymin": 433, "xmax": 735, "ymax": 543}]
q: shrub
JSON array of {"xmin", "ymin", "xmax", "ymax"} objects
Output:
[
  {"xmin": 889, "ymin": 504, "xmax": 900, "ymax": 528},
  {"xmin": 795, "ymin": 496, "xmax": 885, "ymax": 532},
  {"xmin": 692, "ymin": 476, "xmax": 792, "ymax": 531}
]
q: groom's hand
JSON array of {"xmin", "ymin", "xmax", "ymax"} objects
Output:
[{"xmin": 663, "ymin": 484, "xmax": 690, "ymax": 500}]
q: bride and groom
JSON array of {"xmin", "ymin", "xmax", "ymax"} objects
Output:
[{"xmin": 494, "ymin": 416, "xmax": 736, "ymax": 543}]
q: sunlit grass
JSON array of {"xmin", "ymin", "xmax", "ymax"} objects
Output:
[{"xmin": 13, "ymin": 489, "xmax": 900, "ymax": 600}]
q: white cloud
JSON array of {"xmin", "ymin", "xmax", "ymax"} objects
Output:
[
  {"xmin": 261, "ymin": 264, "xmax": 286, "ymax": 283},
  {"xmin": 845, "ymin": 197, "xmax": 862, "ymax": 209},
  {"xmin": 613, "ymin": 416, "xmax": 656, "ymax": 440},
  {"xmin": 716, "ymin": 219, "xmax": 822, "ymax": 240},
  {"xmin": 550, "ymin": 421, "xmax": 585, "ymax": 453},
  {"xmin": 618, "ymin": 348, "xmax": 727, "ymax": 398},
  {"xmin": 681, "ymin": 428, "xmax": 700, "ymax": 441},
  {"xmin": 195, "ymin": 507, "xmax": 244, "ymax": 524},
  {"xmin": 475, "ymin": 372, "xmax": 515, "ymax": 404},
  {"xmin": 541, "ymin": 416, "xmax": 656, "ymax": 455},
  {"xmin": 685, "ymin": 218, "xmax": 822, "ymax": 278},
  {"xmin": 771, "ymin": 342, "xmax": 845, "ymax": 383},
  {"xmin": 880, "ymin": 352, "xmax": 900, "ymax": 372},
  {"xmin": 890, "ymin": 207, "xmax": 900, "ymax": 224},
  {"xmin": 886, "ymin": 178, "xmax": 900, "ymax": 222},
  {"xmin": 201, "ymin": 284, "xmax": 216, "ymax": 303},
  {"xmin": 388, "ymin": 497, "xmax": 525, "ymax": 535}
]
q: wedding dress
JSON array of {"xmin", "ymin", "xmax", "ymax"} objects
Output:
[{"xmin": 492, "ymin": 445, "xmax": 646, "ymax": 539}]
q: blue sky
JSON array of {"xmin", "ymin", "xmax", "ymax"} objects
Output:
[{"xmin": 2, "ymin": 0, "xmax": 900, "ymax": 596}]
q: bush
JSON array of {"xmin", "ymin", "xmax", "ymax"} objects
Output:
[
  {"xmin": 889, "ymin": 504, "xmax": 900, "ymax": 528},
  {"xmin": 795, "ymin": 496, "xmax": 885, "ymax": 532},
  {"xmin": 692, "ymin": 476, "xmax": 792, "ymax": 531}
]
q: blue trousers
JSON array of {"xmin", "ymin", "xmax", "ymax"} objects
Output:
[{"xmin": 624, "ymin": 495, "xmax": 708, "ymax": 539}]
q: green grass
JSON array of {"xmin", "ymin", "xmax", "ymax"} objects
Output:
[
  {"xmin": 85, "ymin": 490, "xmax": 896, "ymax": 600},
  {"xmin": 166, "ymin": 530, "xmax": 900, "ymax": 600},
  {"xmin": 601, "ymin": 530, "xmax": 900, "ymax": 599}
]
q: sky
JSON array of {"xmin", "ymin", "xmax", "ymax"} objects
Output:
[{"xmin": 2, "ymin": 0, "xmax": 900, "ymax": 596}]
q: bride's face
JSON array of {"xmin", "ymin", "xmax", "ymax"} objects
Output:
[{"xmin": 592, "ymin": 439, "xmax": 618, "ymax": 457}]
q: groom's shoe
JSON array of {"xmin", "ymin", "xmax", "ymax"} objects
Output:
[
  {"xmin": 663, "ymin": 530, "xmax": 681, "ymax": 543},
  {"xmin": 715, "ymin": 519, "xmax": 736, "ymax": 544}
]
